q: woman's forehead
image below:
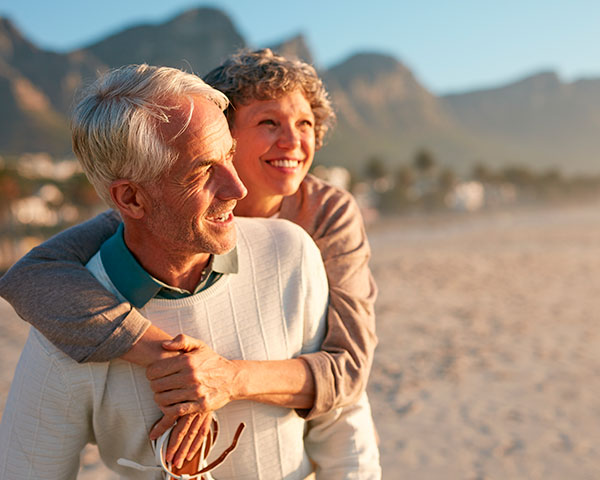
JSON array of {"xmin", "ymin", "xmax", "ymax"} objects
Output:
[{"xmin": 238, "ymin": 91, "xmax": 312, "ymax": 115}]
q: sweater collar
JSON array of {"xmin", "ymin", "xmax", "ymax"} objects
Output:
[{"xmin": 99, "ymin": 223, "xmax": 237, "ymax": 308}]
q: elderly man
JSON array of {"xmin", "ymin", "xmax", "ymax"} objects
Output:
[{"xmin": 0, "ymin": 64, "xmax": 380, "ymax": 479}]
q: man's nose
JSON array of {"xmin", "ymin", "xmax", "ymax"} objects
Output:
[{"xmin": 218, "ymin": 162, "xmax": 247, "ymax": 200}]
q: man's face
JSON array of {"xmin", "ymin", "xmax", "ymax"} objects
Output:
[
  {"xmin": 230, "ymin": 90, "xmax": 315, "ymax": 203},
  {"xmin": 145, "ymin": 95, "xmax": 247, "ymax": 257}
]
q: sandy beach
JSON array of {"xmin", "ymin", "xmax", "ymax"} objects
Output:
[{"xmin": 1, "ymin": 202, "xmax": 600, "ymax": 479}]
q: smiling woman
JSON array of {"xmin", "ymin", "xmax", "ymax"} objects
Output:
[
  {"xmin": 203, "ymin": 48, "xmax": 376, "ymax": 418},
  {"xmin": 231, "ymin": 90, "xmax": 315, "ymax": 217},
  {"xmin": 203, "ymin": 49, "xmax": 334, "ymax": 221}
]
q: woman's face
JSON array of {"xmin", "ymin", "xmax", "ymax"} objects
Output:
[{"xmin": 230, "ymin": 90, "xmax": 315, "ymax": 212}]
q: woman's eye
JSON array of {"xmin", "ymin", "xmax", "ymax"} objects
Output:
[{"xmin": 259, "ymin": 119, "xmax": 276, "ymax": 126}]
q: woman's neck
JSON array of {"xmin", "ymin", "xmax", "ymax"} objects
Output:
[{"xmin": 234, "ymin": 193, "xmax": 283, "ymax": 218}]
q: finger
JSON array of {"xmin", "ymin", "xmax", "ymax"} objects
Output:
[
  {"xmin": 163, "ymin": 402, "xmax": 203, "ymax": 419},
  {"xmin": 154, "ymin": 387, "xmax": 204, "ymax": 409},
  {"xmin": 166, "ymin": 414, "xmax": 196, "ymax": 466},
  {"xmin": 161, "ymin": 334, "xmax": 192, "ymax": 352},
  {"xmin": 150, "ymin": 373, "xmax": 191, "ymax": 394},
  {"xmin": 187, "ymin": 413, "xmax": 213, "ymax": 461},
  {"xmin": 162, "ymin": 334, "xmax": 207, "ymax": 353},
  {"xmin": 149, "ymin": 414, "xmax": 177, "ymax": 441},
  {"xmin": 146, "ymin": 355, "xmax": 187, "ymax": 381},
  {"xmin": 172, "ymin": 414, "xmax": 202, "ymax": 468}
]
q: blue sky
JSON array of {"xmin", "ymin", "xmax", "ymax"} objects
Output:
[{"xmin": 1, "ymin": 0, "xmax": 598, "ymax": 94}]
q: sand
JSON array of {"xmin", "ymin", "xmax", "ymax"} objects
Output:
[{"xmin": 1, "ymin": 202, "xmax": 600, "ymax": 479}]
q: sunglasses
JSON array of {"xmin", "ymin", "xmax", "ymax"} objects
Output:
[{"xmin": 118, "ymin": 416, "xmax": 246, "ymax": 479}]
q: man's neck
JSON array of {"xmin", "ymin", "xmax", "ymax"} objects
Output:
[{"xmin": 123, "ymin": 226, "xmax": 211, "ymax": 293}]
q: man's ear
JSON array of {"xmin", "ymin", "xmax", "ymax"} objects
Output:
[{"xmin": 109, "ymin": 180, "xmax": 149, "ymax": 220}]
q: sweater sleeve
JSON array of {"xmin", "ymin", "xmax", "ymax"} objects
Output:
[
  {"xmin": 304, "ymin": 392, "xmax": 381, "ymax": 479},
  {"xmin": 0, "ymin": 331, "xmax": 94, "ymax": 479},
  {"xmin": 281, "ymin": 176, "xmax": 378, "ymax": 419},
  {"xmin": 0, "ymin": 209, "xmax": 151, "ymax": 363}
]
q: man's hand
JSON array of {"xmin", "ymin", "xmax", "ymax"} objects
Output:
[
  {"xmin": 146, "ymin": 334, "xmax": 241, "ymax": 424},
  {"xmin": 147, "ymin": 335, "xmax": 236, "ymax": 469},
  {"xmin": 150, "ymin": 412, "xmax": 213, "ymax": 469},
  {"xmin": 145, "ymin": 333, "xmax": 315, "ymax": 464}
]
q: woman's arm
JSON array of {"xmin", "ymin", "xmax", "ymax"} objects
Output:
[
  {"xmin": 0, "ymin": 209, "xmax": 151, "ymax": 362},
  {"xmin": 0, "ymin": 209, "xmax": 325, "ymax": 465},
  {"xmin": 0, "ymin": 208, "xmax": 320, "ymax": 407},
  {"xmin": 280, "ymin": 175, "xmax": 378, "ymax": 419}
]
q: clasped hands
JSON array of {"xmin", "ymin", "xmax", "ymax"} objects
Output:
[{"xmin": 145, "ymin": 334, "xmax": 241, "ymax": 469}]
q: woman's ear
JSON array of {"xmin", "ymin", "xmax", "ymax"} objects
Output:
[{"xmin": 109, "ymin": 180, "xmax": 148, "ymax": 220}]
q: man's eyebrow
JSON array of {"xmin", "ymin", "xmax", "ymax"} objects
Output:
[
  {"xmin": 189, "ymin": 141, "xmax": 236, "ymax": 169},
  {"xmin": 189, "ymin": 158, "xmax": 214, "ymax": 169}
]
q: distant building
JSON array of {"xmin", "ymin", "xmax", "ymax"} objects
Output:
[
  {"xmin": 445, "ymin": 181, "xmax": 485, "ymax": 212},
  {"xmin": 312, "ymin": 165, "xmax": 351, "ymax": 190}
]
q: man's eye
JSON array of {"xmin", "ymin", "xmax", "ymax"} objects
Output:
[
  {"xmin": 258, "ymin": 119, "xmax": 276, "ymax": 126},
  {"xmin": 188, "ymin": 167, "xmax": 210, "ymax": 182}
]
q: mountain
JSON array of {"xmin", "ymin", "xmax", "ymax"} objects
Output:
[
  {"xmin": 268, "ymin": 34, "xmax": 314, "ymax": 64},
  {"xmin": 0, "ymin": 61, "xmax": 70, "ymax": 154},
  {"xmin": 0, "ymin": 18, "xmax": 104, "ymax": 115},
  {"xmin": 317, "ymin": 53, "xmax": 486, "ymax": 173},
  {"xmin": 84, "ymin": 7, "xmax": 245, "ymax": 75},
  {"xmin": 443, "ymin": 72, "xmax": 600, "ymax": 173},
  {"xmin": 0, "ymin": 8, "xmax": 245, "ymax": 156},
  {"xmin": 0, "ymin": 19, "xmax": 73, "ymax": 154},
  {"xmin": 1, "ymin": 8, "xmax": 599, "ymax": 174},
  {"xmin": 325, "ymin": 52, "xmax": 449, "ymax": 131}
]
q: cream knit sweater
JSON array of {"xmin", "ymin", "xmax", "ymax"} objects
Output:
[{"xmin": 0, "ymin": 217, "xmax": 380, "ymax": 480}]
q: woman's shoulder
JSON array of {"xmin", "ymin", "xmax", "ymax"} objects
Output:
[
  {"xmin": 293, "ymin": 174, "xmax": 359, "ymax": 217},
  {"xmin": 299, "ymin": 174, "xmax": 354, "ymax": 206},
  {"xmin": 280, "ymin": 174, "xmax": 362, "ymax": 238}
]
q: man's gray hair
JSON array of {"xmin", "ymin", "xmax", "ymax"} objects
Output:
[{"xmin": 72, "ymin": 64, "xmax": 229, "ymax": 206}]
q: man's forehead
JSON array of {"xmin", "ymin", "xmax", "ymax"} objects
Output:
[{"xmin": 160, "ymin": 95, "xmax": 228, "ymax": 144}]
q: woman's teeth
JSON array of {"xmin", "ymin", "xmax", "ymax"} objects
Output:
[{"xmin": 269, "ymin": 159, "xmax": 300, "ymax": 168}]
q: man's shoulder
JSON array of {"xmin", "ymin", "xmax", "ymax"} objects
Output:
[
  {"xmin": 235, "ymin": 216, "xmax": 312, "ymax": 242},
  {"xmin": 19, "ymin": 327, "xmax": 92, "ymax": 377},
  {"xmin": 234, "ymin": 216, "xmax": 320, "ymax": 261},
  {"xmin": 85, "ymin": 251, "xmax": 126, "ymax": 303}
]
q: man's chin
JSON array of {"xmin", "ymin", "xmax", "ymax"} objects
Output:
[
  {"xmin": 211, "ymin": 243, "xmax": 236, "ymax": 255},
  {"xmin": 206, "ymin": 232, "xmax": 237, "ymax": 255}
]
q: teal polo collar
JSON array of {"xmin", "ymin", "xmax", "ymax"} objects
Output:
[{"xmin": 100, "ymin": 223, "xmax": 238, "ymax": 308}]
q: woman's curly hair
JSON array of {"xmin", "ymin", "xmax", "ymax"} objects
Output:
[{"xmin": 203, "ymin": 49, "xmax": 335, "ymax": 149}]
